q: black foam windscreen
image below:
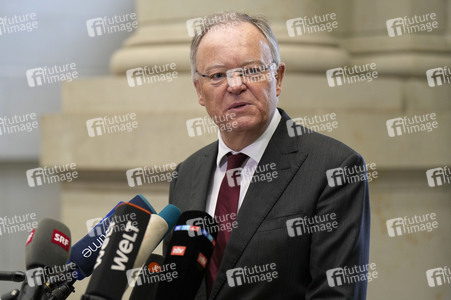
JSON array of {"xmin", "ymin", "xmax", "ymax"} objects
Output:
[
  {"xmin": 25, "ymin": 218, "xmax": 72, "ymax": 270},
  {"xmin": 155, "ymin": 211, "xmax": 217, "ymax": 300},
  {"xmin": 82, "ymin": 202, "xmax": 151, "ymax": 300}
]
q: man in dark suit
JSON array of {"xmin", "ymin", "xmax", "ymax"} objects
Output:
[{"xmin": 168, "ymin": 11, "xmax": 370, "ymax": 299}]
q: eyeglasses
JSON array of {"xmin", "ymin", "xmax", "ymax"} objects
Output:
[{"xmin": 196, "ymin": 62, "xmax": 278, "ymax": 87}]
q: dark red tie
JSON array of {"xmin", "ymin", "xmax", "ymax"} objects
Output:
[{"xmin": 206, "ymin": 152, "xmax": 248, "ymax": 295}]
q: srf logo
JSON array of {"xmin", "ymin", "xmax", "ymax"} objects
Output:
[
  {"xmin": 426, "ymin": 167, "xmax": 446, "ymax": 187},
  {"xmin": 226, "ymin": 168, "xmax": 243, "ymax": 187},
  {"xmin": 126, "ymin": 168, "xmax": 145, "ymax": 187},
  {"xmin": 226, "ymin": 268, "xmax": 245, "ymax": 287},
  {"xmin": 197, "ymin": 253, "xmax": 207, "ymax": 268},
  {"xmin": 126, "ymin": 268, "xmax": 142, "ymax": 287},
  {"xmin": 26, "ymin": 68, "xmax": 45, "ymax": 87},
  {"xmin": 26, "ymin": 168, "xmax": 45, "ymax": 187},
  {"xmin": 126, "ymin": 67, "xmax": 145, "ymax": 87},
  {"xmin": 386, "ymin": 18, "xmax": 404, "ymax": 37},
  {"xmin": 186, "ymin": 18, "xmax": 205, "ymax": 37},
  {"xmin": 26, "ymin": 268, "xmax": 45, "ymax": 287},
  {"xmin": 326, "ymin": 68, "xmax": 344, "ymax": 87},
  {"xmin": 386, "ymin": 218, "xmax": 404, "ymax": 237},
  {"xmin": 186, "ymin": 118, "xmax": 205, "ymax": 137},
  {"xmin": 326, "ymin": 267, "xmax": 345, "ymax": 287},
  {"xmin": 426, "ymin": 267, "xmax": 447, "ymax": 287},
  {"xmin": 426, "ymin": 68, "xmax": 445, "ymax": 87},
  {"xmin": 326, "ymin": 168, "xmax": 345, "ymax": 187},
  {"xmin": 170, "ymin": 246, "xmax": 186, "ymax": 256},
  {"xmin": 52, "ymin": 229, "xmax": 70, "ymax": 252},
  {"xmin": 26, "ymin": 229, "xmax": 35, "ymax": 246},
  {"xmin": 86, "ymin": 18, "xmax": 105, "ymax": 37},
  {"xmin": 86, "ymin": 118, "xmax": 104, "ymax": 137}
]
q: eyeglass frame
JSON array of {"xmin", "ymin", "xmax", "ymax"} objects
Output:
[{"xmin": 195, "ymin": 61, "xmax": 278, "ymax": 86}]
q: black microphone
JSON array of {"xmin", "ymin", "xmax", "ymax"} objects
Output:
[
  {"xmin": 155, "ymin": 211, "xmax": 218, "ymax": 300},
  {"xmin": 82, "ymin": 202, "xmax": 151, "ymax": 300},
  {"xmin": 0, "ymin": 272, "xmax": 25, "ymax": 282},
  {"xmin": 45, "ymin": 194, "xmax": 157, "ymax": 300},
  {"xmin": 19, "ymin": 218, "xmax": 71, "ymax": 300},
  {"xmin": 129, "ymin": 254, "xmax": 165, "ymax": 300}
]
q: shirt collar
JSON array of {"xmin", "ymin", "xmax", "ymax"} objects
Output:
[{"xmin": 217, "ymin": 109, "xmax": 282, "ymax": 166}]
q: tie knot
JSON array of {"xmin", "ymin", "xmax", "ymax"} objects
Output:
[{"xmin": 226, "ymin": 153, "xmax": 248, "ymax": 170}]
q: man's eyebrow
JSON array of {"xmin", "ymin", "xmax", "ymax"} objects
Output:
[
  {"xmin": 204, "ymin": 63, "xmax": 227, "ymax": 73},
  {"xmin": 204, "ymin": 60, "xmax": 267, "ymax": 72}
]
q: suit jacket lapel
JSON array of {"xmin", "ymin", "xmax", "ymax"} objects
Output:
[
  {"xmin": 209, "ymin": 109, "xmax": 308, "ymax": 299},
  {"xmin": 188, "ymin": 142, "xmax": 218, "ymax": 211}
]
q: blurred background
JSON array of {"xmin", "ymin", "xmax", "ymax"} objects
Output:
[{"xmin": 0, "ymin": 0, "xmax": 450, "ymax": 299}]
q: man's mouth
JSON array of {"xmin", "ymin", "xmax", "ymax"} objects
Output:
[{"xmin": 229, "ymin": 102, "xmax": 249, "ymax": 110}]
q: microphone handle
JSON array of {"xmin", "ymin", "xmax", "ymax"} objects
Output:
[
  {"xmin": 0, "ymin": 272, "xmax": 25, "ymax": 282},
  {"xmin": 45, "ymin": 280, "xmax": 75, "ymax": 300},
  {"xmin": 0, "ymin": 289, "xmax": 20, "ymax": 300},
  {"xmin": 81, "ymin": 295, "xmax": 109, "ymax": 300}
]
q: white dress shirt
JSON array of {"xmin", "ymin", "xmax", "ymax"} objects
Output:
[{"xmin": 205, "ymin": 109, "xmax": 282, "ymax": 217}]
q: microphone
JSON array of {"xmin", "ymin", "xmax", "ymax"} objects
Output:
[
  {"xmin": 19, "ymin": 218, "xmax": 71, "ymax": 300},
  {"xmin": 82, "ymin": 202, "xmax": 151, "ymax": 300},
  {"xmin": 133, "ymin": 204, "xmax": 181, "ymax": 269},
  {"xmin": 129, "ymin": 254, "xmax": 165, "ymax": 300},
  {"xmin": 45, "ymin": 195, "xmax": 157, "ymax": 300},
  {"xmin": 0, "ymin": 272, "xmax": 25, "ymax": 282},
  {"xmin": 155, "ymin": 211, "xmax": 218, "ymax": 300}
]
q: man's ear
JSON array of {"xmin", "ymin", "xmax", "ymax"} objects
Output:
[
  {"xmin": 275, "ymin": 62, "xmax": 286, "ymax": 97},
  {"xmin": 194, "ymin": 79, "xmax": 205, "ymax": 106}
]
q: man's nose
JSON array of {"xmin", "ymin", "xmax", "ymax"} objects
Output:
[{"xmin": 226, "ymin": 72, "xmax": 246, "ymax": 93}]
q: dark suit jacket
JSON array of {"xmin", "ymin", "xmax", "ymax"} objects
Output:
[{"xmin": 167, "ymin": 108, "xmax": 370, "ymax": 300}]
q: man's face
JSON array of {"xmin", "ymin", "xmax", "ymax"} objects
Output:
[{"xmin": 194, "ymin": 22, "xmax": 284, "ymax": 135}]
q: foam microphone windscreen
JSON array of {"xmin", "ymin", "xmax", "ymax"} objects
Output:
[
  {"xmin": 155, "ymin": 211, "xmax": 217, "ymax": 300},
  {"xmin": 133, "ymin": 204, "xmax": 181, "ymax": 269},
  {"xmin": 129, "ymin": 254, "xmax": 165, "ymax": 300},
  {"xmin": 68, "ymin": 201, "xmax": 123, "ymax": 280},
  {"xmin": 69, "ymin": 194, "xmax": 156, "ymax": 280},
  {"xmin": 82, "ymin": 202, "xmax": 151, "ymax": 300},
  {"xmin": 25, "ymin": 218, "xmax": 72, "ymax": 270}
]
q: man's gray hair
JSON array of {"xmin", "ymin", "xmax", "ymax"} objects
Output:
[{"xmin": 190, "ymin": 11, "xmax": 281, "ymax": 79}]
